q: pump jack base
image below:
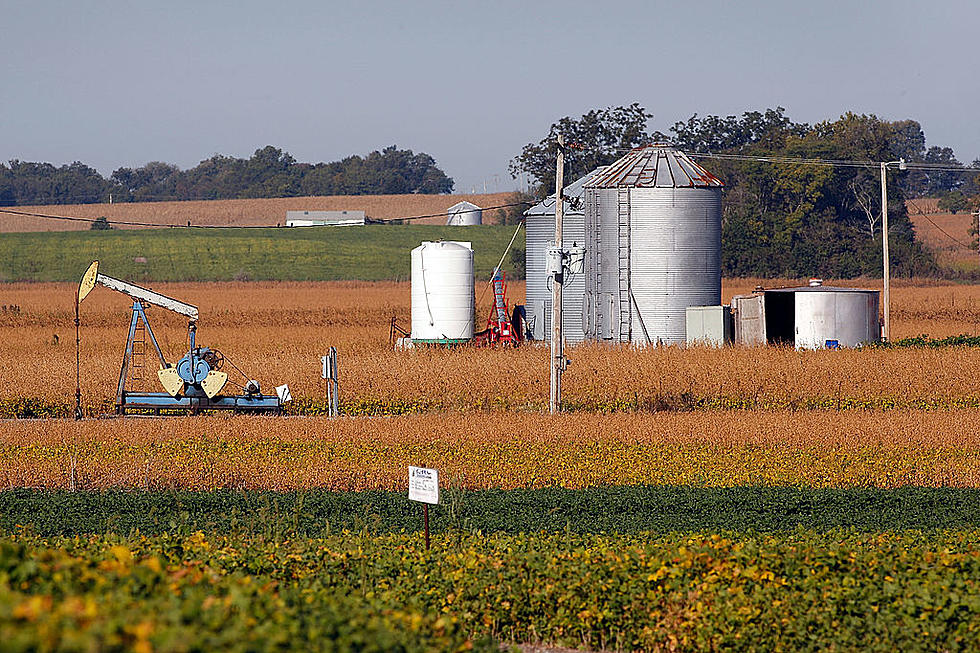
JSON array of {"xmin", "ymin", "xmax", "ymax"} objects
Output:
[{"xmin": 117, "ymin": 392, "xmax": 282, "ymax": 415}]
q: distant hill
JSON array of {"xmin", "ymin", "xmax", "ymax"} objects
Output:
[{"xmin": 0, "ymin": 192, "xmax": 520, "ymax": 233}]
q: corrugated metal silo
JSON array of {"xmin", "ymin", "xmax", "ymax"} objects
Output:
[
  {"xmin": 524, "ymin": 167, "xmax": 606, "ymax": 343},
  {"xmin": 583, "ymin": 145, "xmax": 724, "ymax": 345},
  {"xmin": 447, "ymin": 201, "xmax": 482, "ymax": 226}
]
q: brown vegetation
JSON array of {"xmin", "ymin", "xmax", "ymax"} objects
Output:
[
  {"xmin": 3, "ymin": 410, "xmax": 980, "ymax": 490},
  {"xmin": 0, "ymin": 192, "xmax": 518, "ymax": 232},
  {"xmin": 3, "ymin": 279, "xmax": 980, "ymax": 412}
]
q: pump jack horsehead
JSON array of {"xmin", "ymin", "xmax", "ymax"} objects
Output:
[{"xmin": 77, "ymin": 261, "xmax": 285, "ymax": 414}]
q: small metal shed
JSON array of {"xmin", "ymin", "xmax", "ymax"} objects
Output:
[{"xmin": 731, "ymin": 285, "xmax": 881, "ymax": 349}]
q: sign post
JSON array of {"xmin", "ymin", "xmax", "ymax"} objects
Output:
[
  {"xmin": 408, "ymin": 466, "xmax": 439, "ymax": 550},
  {"xmin": 321, "ymin": 347, "xmax": 340, "ymax": 416}
]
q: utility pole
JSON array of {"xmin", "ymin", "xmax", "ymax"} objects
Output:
[
  {"xmin": 880, "ymin": 162, "xmax": 890, "ymax": 341},
  {"xmin": 975, "ymin": 208, "xmax": 980, "ymax": 262},
  {"xmin": 879, "ymin": 159, "xmax": 906, "ymax": 341},
  {"xmin": 74, "ymin": 290, "xmax": 82, "ymax": 420},
  {"xmin": 550, "ymin": 135, "xmax": 565, "ymax": 414}
]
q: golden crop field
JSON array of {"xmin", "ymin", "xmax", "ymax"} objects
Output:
[
  {"xmin": 3, "ymin": 410, "xmax": 980, "ymax": 491},
  {"xmin": 0, "ymin": 191, "xmax": 519, "ymax": 232},
  {"xmin": 3, "ymin": 278, "xmax": 980, "ymax": 412}
]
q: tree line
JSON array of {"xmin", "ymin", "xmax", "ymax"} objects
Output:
[
  {"xmin": 0, "ymin": 145, "xmax": 454, "ymax": 206},
  {"xmin": 510, "ymin": 104, "xmax": 980, "ymax": 278}
]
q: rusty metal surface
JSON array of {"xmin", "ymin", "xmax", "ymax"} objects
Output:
[{"xmin": 586, "ymin": 145, "xmax": 724, "ymax": 188}]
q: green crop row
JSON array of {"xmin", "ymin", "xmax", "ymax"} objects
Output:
[
  {"xmin": 7, "ymin": 486, "xmax": 980, "ymax": 537},
  {"xmin": 871, "ymin": 333, "xmax": 980, "ymax": 348},
  {"xmin": 5, "ymin": 529, "xmax": 980, "ymax": 651},
  {"xmin": 0, "ymin": 537, "xmax": 493, "ymax": 653}
]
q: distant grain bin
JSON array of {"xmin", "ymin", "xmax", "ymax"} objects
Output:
[
  {"xmin": 524, "ymin": 167, "xmax": 606, "ymax": 343},
  {"xmin": 447, "ymin": 201, "xmax": 482, "ymax": 226},
  {"xmin": 731, "ymin": 284, "xmax": 881, "ymax": 349},
  {"xmin": 583, "ymin": 145, "xmax": 723, "ymax": 345},
  {"xmin": 410, "ymin": 241, "xmax": 475, "ymax": 344}
]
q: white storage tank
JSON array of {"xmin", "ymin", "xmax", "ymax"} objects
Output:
[
  {"xmin": 730, "ymin": 285, "xmax": 881, "ymax": 349},
  {"xmin": 791, "ymin": 287, "xmax": 880, "ymax": 349},
  {"xmin": 447, "ymin": 201, "xmax": 482, "ymax": 226},
  {"xmin": 524, "ymin": 167, "xmax": 605, "ymax": 343},
  {"xmin": 411, "ymin": 241, "xmax": 475, "ymax": 343},
  {"xmin": 583, "ymin": 145, "xmax": 724, "ymax": 346}
]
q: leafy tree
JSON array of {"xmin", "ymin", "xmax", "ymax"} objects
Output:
[
  {"xmin": 937, "ymin": 190, "xmax": 975, "ymax": 214},
  {"xmin": 706, "ymin": 111, "xmax": 935, "ymax": 277},
  {"xmin": 6, "ymin": 160, "xmax": 110, "ymax": 205},
  {"xmin": 1, "ymin": 145, "xmax": 454, "ymax": 206},
  {"xmin": 111, "ymin": 161, "xmax": 181, "ymax": 201},
  {"xmin": 670, "ymin": 107, "xmax": 807, "ymax": 152},
  {"xmin": 0, "ymin": 165, "xmax": 14, "ymax": 206},
  {"xmin": 89, "ymin": 216, "xmax": 112, "ymax": 230},
  {"xmin": 509, "ymin": 103, "xmax": 657, "ymax": 196}
]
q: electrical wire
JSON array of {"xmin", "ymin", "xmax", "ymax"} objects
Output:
[
  {"xmin": 2, "ymin": 150, "xmax": 976, "ymax": 230},
  {"xmin": 464, "ymin": 221, "xmax": 525, "ymax": 341},
  {"xmin": 690, "ymin": 151, "xmax": 980, "ymax": 174},
  {"xmin": 0, "ymin": 199, "xmax": 535, "ymax": 229},
  {"xmin": 906, "ymin": 198, "xmax": 976, "ymax": 250}
]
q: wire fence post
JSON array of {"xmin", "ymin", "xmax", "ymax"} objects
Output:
[{"xmin": 322, "ymin": 347, "xmax": 340, "ymax": 417}]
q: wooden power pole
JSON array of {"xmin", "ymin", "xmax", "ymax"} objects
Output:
[
  {"xmin": 550, "ymin": 135, "xmax": 565, "ymax": 414},
  {"xmin": 880, "ymin": 161, "xmax": 891, "ymax": 341}
]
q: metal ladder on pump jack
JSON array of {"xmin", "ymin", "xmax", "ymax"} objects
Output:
[{"xmin": 131, "ymin": 313, "xmax": 146, "ymax": 381}]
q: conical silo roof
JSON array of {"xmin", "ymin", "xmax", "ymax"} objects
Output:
[
  {"xmin": 524, "ymin": 166, "xmax": 607, "ymax": 216},
  {"xmin": 586, "ymin": 144, "xmax": 724, "ymax": 188}
]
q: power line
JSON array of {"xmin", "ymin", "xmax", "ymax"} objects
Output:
[
  {"xmin": 0, "ymin": 200, "xmax": 535, "ymax": 229},
  {"xmin": 688, "ymin": 151, "xmax": 980, "ymax": 174},
  {"xmin": 906, "ymin": 198, "xmax": 976, "ymax": 250}
]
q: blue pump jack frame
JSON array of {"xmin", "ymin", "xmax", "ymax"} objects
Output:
[{"xmin": 116, "ymin": 301, "xmax": 281, "ymax": 415}]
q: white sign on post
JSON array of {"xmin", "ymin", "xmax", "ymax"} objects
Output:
[{"xmin": 408, "ymin": 466, "xmax": 440, "ymax": 505}]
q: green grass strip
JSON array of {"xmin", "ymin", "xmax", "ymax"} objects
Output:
[
  {"xmin": 0, "ymin": 224, "xmax": 519, "ymax": 282},
  {"xmin": 5, "ymin": 485, "xmax": 980, "ymax": 537}
]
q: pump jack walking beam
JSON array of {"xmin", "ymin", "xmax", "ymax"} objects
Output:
[{"xmin": 79, "ymin": 261, "xmax": 198, "ymax": 319}]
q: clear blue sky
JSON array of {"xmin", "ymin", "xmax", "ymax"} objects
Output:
[{"xmin": 1, "ymin": 0, "xmax": 976, "ymax": 194}]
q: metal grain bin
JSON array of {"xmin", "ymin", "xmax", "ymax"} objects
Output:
[
  {"xmin": 447, "ymin": 201, "xmax": 482, "ymax": 226},
  {"xmin": 583, "ymin": 145, "xmax": 724, "ymax": 345},
  {"xmin": 524, "ymin": 167, "xmax": 606, "ymax": 343}
]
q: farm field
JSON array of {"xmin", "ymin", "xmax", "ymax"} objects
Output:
[
  {"xmin": 6, "ymin": 530, "xmax": 980, "ymax": 651},
  {"xmin": 4, "ymin": 278, "xmax": 980, "ymax": 415},
  {"xmin": 0, "ymin": 191, "xmax": 519, "ymax": 232},
  {"xmin": 0, "ymin": 224, "xmax": 522, "ymax": 282},
  {"xmin": 5, "ymin": 275, "xmax": 980, "ymax": 650},
  {"xmin": 907, "ymin": 197, "xmax": 980, "ymax": 271}
]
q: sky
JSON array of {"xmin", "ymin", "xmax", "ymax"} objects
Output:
[{"xmin": 1, "ymin": 0, "xmax": 977, "ymax": 194}]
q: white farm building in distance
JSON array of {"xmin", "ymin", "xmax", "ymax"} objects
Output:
[{"xmin": 286, "ymin": 210, "xmax": 366, "ymax": 227}]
